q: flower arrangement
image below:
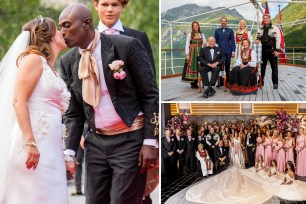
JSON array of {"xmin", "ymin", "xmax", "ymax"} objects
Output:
[
  {"xmin": 276, "ymin": 110, "xmax": 301, "ymax": 137},
  {"xmin": 109, "ymin": 60, "xmax": 126, "ymax": 80},
  {"xmin": 165, "ymin": 111, "xmax": 192, "ymax": 133}
]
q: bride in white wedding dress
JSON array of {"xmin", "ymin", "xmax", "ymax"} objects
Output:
[
  {"xmin": 184, "ymin": 150, "xmax": 306, "ymax": 204},
  {"xmin": 0, "ymin": 17, "xmax": 70, "ymax": 204}
]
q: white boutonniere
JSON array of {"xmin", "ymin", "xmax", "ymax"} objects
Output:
[
  {"xmin": 171, "ymin": 138, "xmax": 174, "ymax": 141},
  {"xmin": 192, "ymin": 138, "xmax": 195, "ymax": 140},
  {"xmin": 217, "ymin": 51, "xmax": 220, "ymax": 55},
  {"xmin": 181, "ymin": 138, "xmax": 184, "ymax": 141},
  {"xmin": 109, "ymin": 60, "xmax": 126, "ymax": 80}
]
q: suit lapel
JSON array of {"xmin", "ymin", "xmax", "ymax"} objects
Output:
[
  {"xmin": 121, "ymin": 27, "xmax": 135, "ymax": 38},
  {"xmin": 212, "ymin": 47, "xmax": 218, "ymax": 61},
  {"xmin": 100, "ymin": 34, "xmax": 116, "ymax": 95},
  {"xmin": 71, "ymin": 49, "xmax": 82, "ymax": 94}
]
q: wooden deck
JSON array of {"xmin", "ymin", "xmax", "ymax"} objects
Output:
[{"xmin": 161, "ymin": 65, "xmax": 306, "ymax": 101}]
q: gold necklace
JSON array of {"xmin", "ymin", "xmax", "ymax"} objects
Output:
[{"xmin": 47, "ymin": 61, "xmax": 57, "ymax": 76}]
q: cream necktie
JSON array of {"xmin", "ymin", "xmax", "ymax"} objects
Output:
[{"xmin": 78, "ymin": 30, "xmax": 101, "ymax": 107}]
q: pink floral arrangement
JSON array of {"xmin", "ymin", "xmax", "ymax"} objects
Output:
[
  {"xmin": 276, "ymin": 110, "xmax": 301, "ymax": 137},
  {"xmin": 109, "ymin": 60, "xmax": 126, "ymax": 80},
  {"xmin": 166, "ymin": 111, "xmax": 192, "ymax": 133}
]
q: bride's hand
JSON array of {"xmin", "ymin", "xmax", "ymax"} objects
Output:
[{"xmin": 25, "ymin": 146, "xmax": 40, "ymax": 170}]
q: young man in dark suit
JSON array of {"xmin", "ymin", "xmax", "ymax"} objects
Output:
[
  {"xmin": 198, "ymin": 37, "xmax": 226, "ymax": 98},
  {"xmin": 174, "ymin": 128, "xmax": 186, "ymax": 177},
  {"xmin": 185, "ymin": 129, "xmax": 196, "ymax": 174},
  {"xmin": 59, "ymin": 3, "xmax": 158, "ymax": 204},
  {"xmin": 93, "ymin": 0, "xmax": 155, "ymax": 76},
  {"xmin": 161, "ymin": 129, "xmax": 177, "ymax": 178},
  {"xmin": 214, "ymin": 17, "xmax": 235, "ymax": 83}
]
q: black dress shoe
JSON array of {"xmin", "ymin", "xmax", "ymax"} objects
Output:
[
  {"xmin": 203, "ymin": 92, "xmax": 209, "ymax": 98},
  {"xmin": 71, "ymin": 191, "xmax": 84, "ymax": 196},
  {"xmin": 273, "ymin": 84, "xmax": 278, "ymax": 89},
  {"xmin": 209, "ymin": 88, "xmax": 216, "ymax": 96}
]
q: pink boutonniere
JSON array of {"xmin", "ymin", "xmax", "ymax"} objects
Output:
[{"xmin": 109, "ymin": 60, "xmax": 126, "ymax": 80}]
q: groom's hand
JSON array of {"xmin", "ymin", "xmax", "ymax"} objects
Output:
[{"xmin": 138, "ymin": 145, "xmax": 157, "ymax": 172}]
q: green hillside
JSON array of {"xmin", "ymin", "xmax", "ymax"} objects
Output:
[{"xmin": 272, "ymin": 3, "xmax": 306, "ymax": 46}]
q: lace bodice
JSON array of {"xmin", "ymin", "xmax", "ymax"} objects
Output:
[{"xmin": 27, "ymin": 57, "xmax": 71, "ymax": 116}]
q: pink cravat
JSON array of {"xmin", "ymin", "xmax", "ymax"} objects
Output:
[{"xmin": 103, "ymin": 28, "xmax": 119, "ymax": 35}]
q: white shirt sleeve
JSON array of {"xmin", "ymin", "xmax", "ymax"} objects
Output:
[
  {"xmin": 275, "ymin": 26, "xmax": 281, "ymax": 50},
  {"xmin": 234, "ymin": 52, "xmax": 242, "ymax": 67},
  {"xmin": 248, "ymin": 50, "xmax": 257, "ymax": 67},
  {"xmin": 143, "ymin": 139, "xmax": 158, "ymax": 148},
  {"xmin": 202, "ymin": 33, "xmax": 207, "ymax": 46},
  {"xmin": 185, "ymin": 33, "xmax": 191, "ymax": 55}
]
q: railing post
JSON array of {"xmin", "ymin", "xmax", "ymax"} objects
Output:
[
  {"xmin": 164, "ymin": 51, "xmax": 167, "ymax": 76},
  {"xmin": 293, "ymin": 48, "xmax": 295, "ymax": 64}
]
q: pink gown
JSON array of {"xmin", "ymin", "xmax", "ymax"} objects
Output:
[
  {"xmin": 264, "ymin": 137, "xmax": 272, "ymax": 167},
  {"xmin": 285, "ymin": 138, "xmax": 295, "ymax": 165},
  {"xmin": 276, "ymin": 140, "xmax": 286, "ymax": 173},
  {"xmin": 255, "ymin": 136, "xmax": 265, "ymax": 161},
  {"xmin": 296, "ymin": 135, "xmax": 306, "ymax": 176},
  {"xmin": 272, "ymin": 137, "xmax": 278, "ymax": 160}
]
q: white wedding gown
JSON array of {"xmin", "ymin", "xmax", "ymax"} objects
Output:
[
  {"xmin": 185, "ymin": 167, "xmax": 306, "ymax": 204},
  {"xmin": 2, "ymin": 57, "xmax": 70, "ymax": 204}
]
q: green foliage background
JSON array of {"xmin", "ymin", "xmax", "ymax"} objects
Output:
[{"xmin": 0, "ymin": 0, "xmax": 159, "ymax": 78}]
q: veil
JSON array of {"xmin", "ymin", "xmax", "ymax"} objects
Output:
[{"xmin": 0, "ymin": 31, "xmax": 30, "ymax": 201}]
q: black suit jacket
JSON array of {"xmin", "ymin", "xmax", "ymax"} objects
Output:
[
  {"xmin": 60, "ymin": 34, "xmax": 159, "ymax": 153},
  {"xmin": 120, "ymin": 26, "xmax": 155, "ymax": 75},
  {"xmin": 214, "ymin": 146, "xmax": 228, "ymax": 160},
  {"xmin": 199, "ymin": 46, "xmax": 226, "ymax": 68},
  {"xmin": 162, "ymin": 137, "xmax": 177, "ymax": 158}
]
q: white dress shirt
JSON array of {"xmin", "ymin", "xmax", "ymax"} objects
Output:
[
  {"xmin": 98, "ymin": 19, "xmax": 124, "ymax": 34},
  {"xmin": 210, "ymin": 48, "xmax": 214, "ymax": 60}
]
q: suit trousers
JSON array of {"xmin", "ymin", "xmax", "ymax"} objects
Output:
[
  {"xmin": 224, "ymin": 52, "xmax": 232, "ymax": 79},
  {"xmin": 247, "ymin": 146, "xmax": 255, "ymax": 167},
  {"xmin": 261, "ymin": 47, "xmax": 278, "ymax": 85},
  {"xmin": 75, "ymin": 147, "xmax": 84, "ymax": 192},
  {"xmin": 199, "ymin": 66, "xmax": 221, "ymax": 86},
  {"xmin": 84, "ymin": 128, "xmax": 146, "ymax": 204}
]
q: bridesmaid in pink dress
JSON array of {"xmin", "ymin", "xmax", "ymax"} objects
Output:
[
  {"xmin": 264, "ymin": 130, "xmax": 273, "ymax": 167},
  {"xmin": 271, "ymin": 129, "xmax": 278, "ymax": 160},
  {"xmin": 296, "ymin": 127, "xmax": 306, "ymax": 177},
  {"xmin": 255, "ymin": 131, "xmax": 265, "ymax": 162},
  {"xmin": 276, "ymin": 132, "xmax": 286, "ymax": 173},
  {"xmin": 284, "ymin": 131, "xmax": 295, "ymax": 165}
]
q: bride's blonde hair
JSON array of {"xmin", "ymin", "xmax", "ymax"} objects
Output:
[{"xmin": 17, "ymin": 16, "xmax": 56, "ymax": 65}]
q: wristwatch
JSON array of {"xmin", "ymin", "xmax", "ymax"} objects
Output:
[{"xmin": 25, "ymin": 141, "xmax": 37, "ymax": 147}]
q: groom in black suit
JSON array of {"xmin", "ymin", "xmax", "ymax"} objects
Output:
[
  {"xmin": 199, "ymin": 37, "xmax": 226, "ymax": 98},
  {"xmin": 59, "ymin": 3, "xmax": 158, "ymax": 204},
  {"xmin": 214, "ymin": 140, "xmax": 229, "ymax": 173}
]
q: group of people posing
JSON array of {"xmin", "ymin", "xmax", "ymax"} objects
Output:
[
  {"xmin": 182, "ymin": 14, "xmax": 281, "ymax": 97},
  {"xmin": 162, "ymin": 121, "xmax": 306, "ymax": 181}
]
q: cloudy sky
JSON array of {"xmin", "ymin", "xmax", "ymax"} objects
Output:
[{"xmin": 161, "ymin": 0, "xmax": 289, "ymax": 21}]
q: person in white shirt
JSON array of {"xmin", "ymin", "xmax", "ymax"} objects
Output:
[{"xmin": 93, "ymin": 0, "xmax": 155, "ymax": 76}]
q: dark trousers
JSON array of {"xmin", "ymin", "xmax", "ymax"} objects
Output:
[
  {"xmin": 84, "ymin": 129, "xmax": 146, "ymax": 204},
  {"xmin": 163, "ymin": 156, "xmax": 176, "ymax": 178},
  {"xmin": 215, "ymin": 157, "xmax": 230, "ymax": 173},
  {"xmin": 224, "ymin": 52, "xmax": 232, "ymax": 79},
  {"xmin": 261, "ymin": 48, "xmax": 278, "ymax": 85},
  {"xmin": 199, "ymin": 66, "xmax": 221, "ymax": 87},
  {"xmin": 186, "ymin": 153, "xmax": 195, "ymax": 173},
  {"xmin": 175, "ymin": 154, "xmax": 185, "ymax": 177},
  {"xmin": 75, "ymin": 147, "xmax": 84, "ymax": 192},
  {"xmin": 247, "ymin": 146, "xmax": 255, "ymax": 167}
]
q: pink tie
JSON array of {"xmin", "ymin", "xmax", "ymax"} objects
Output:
[{"xmin": 103, "ymin": 28, "xmax": 119, "ymax": 35}]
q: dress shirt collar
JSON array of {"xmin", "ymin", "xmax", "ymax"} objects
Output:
[{"xmin": 98, "ymin": 19, "xmax": 124, "ymax": 33}]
